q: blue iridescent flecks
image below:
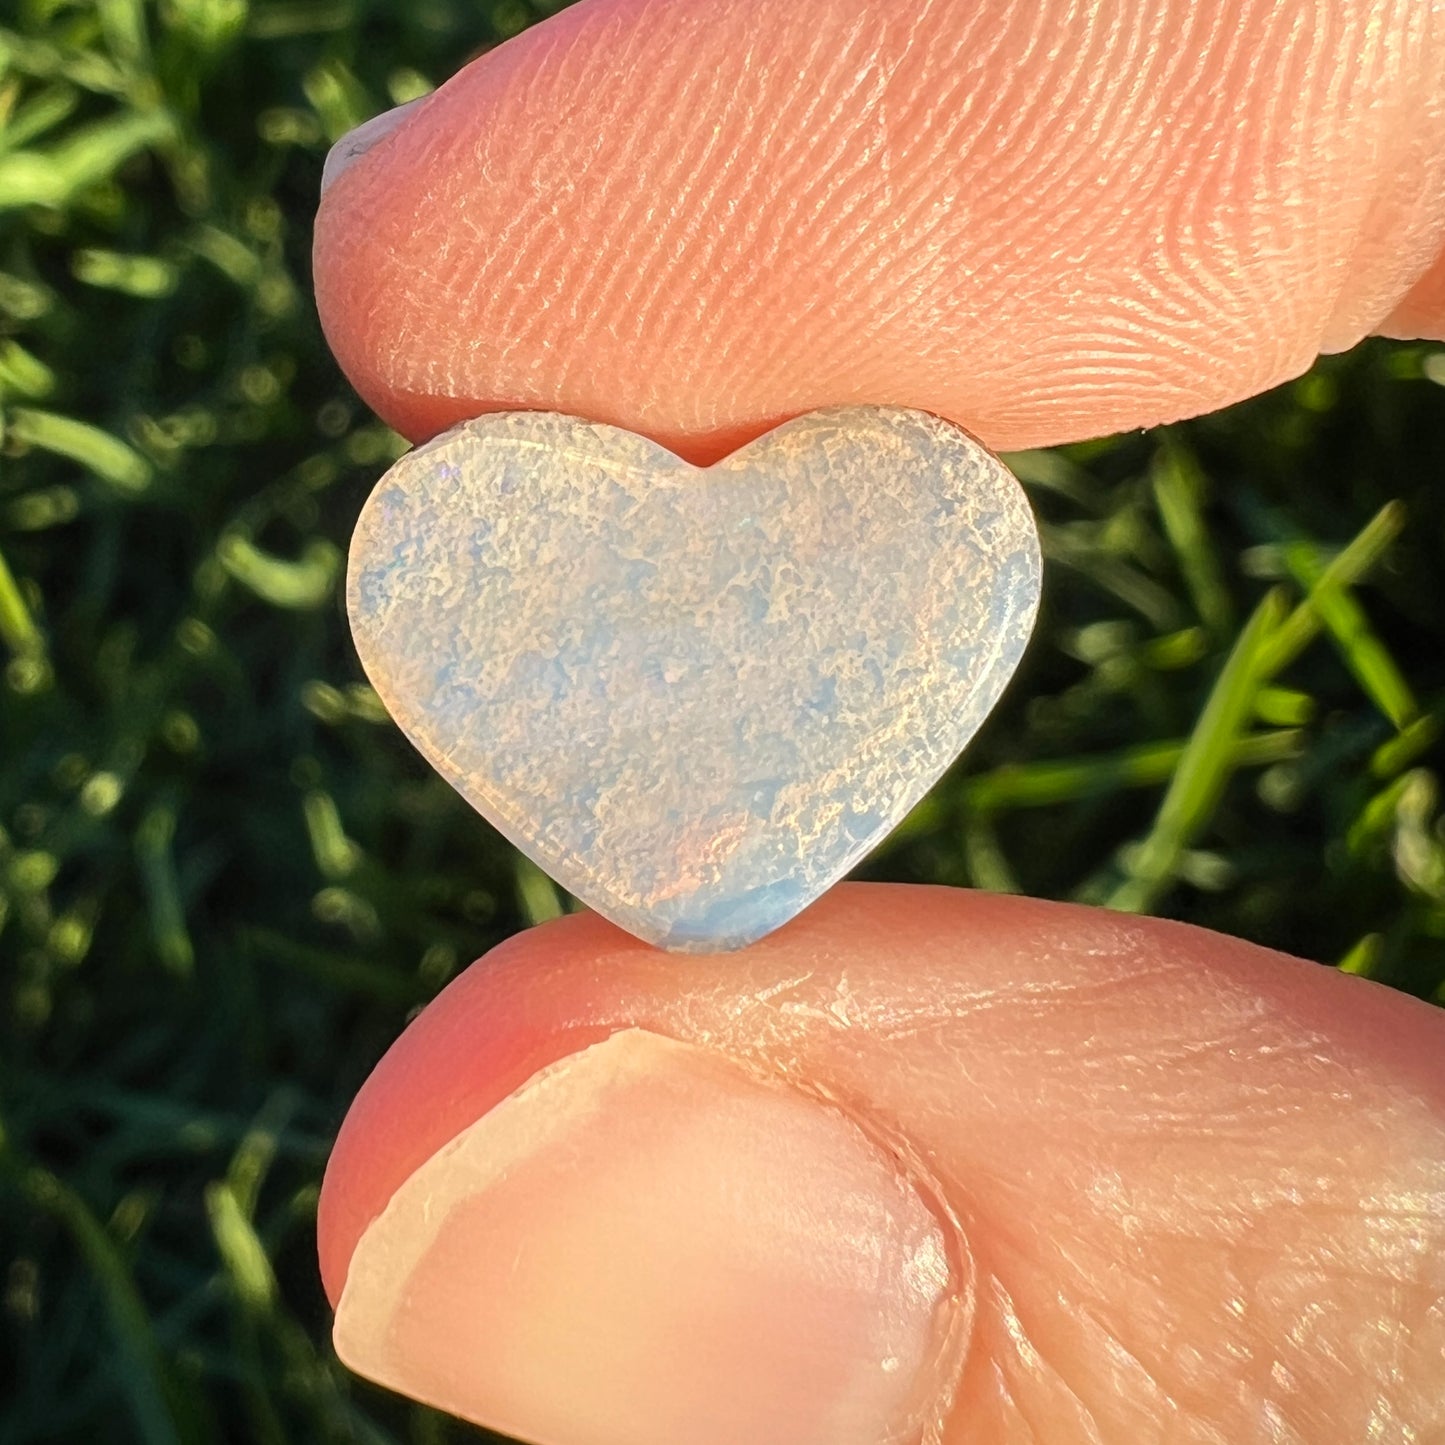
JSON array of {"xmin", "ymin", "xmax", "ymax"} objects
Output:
[{"xmin": 347, "ymin": 406, "xmax": 1041, "ymax": 952}]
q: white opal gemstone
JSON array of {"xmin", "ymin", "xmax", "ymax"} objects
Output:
[{"xmin": 348, "ymin": 407, "xmax": 1041, "ymax": 952}]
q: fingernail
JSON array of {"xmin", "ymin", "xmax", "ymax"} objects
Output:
[
  {"xmin": 334, "ymin": 1029, "xmax": 965, "ymax": 1445},
  {"xmin": 321, "ymin": 98, "xmax": 427, "ymax": 198}
]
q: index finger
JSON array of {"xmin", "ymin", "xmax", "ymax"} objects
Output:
[{"xmin": 314, "ymin": 0, "xmax": 1445, "ymax": 460}]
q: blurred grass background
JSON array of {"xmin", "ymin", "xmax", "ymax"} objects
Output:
[{"xmin": 1, "ymin": 0, "xmax": 1444, "ymax": 1440}]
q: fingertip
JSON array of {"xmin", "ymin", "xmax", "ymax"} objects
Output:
[
  {"xmin": 317, "ymin": 912, "xmax": 622, "ymax": 1306},
  {"xmin": 315, "ymin": 0, "xmax": 1445, "ymax": 454},
  {"xmin": 333, "ymin": 1027, "xmax": 969, "ymax": 1445},
  {"xmin": 320, "ymin": 884, "xmax": 1445, "ymax": 1305},
  {"xmin": 321, "ymin": 885, "xmax": 1445, "ymax": 1439}
]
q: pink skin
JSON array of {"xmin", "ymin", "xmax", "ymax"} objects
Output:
[
  {"xmin": 322, "ymin": 888, "xmax": 1445, "ymax": 1442},
  {"xmin": 317, "ymin": 0, "xmax": 1445, "ymax": 461},
  {"xmin": 314, "ymin": 1, "xmax": 1445, "ymax": 1439}
]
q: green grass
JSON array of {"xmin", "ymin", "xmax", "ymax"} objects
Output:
[{"xmin": 2, "ymin": 1, "xmax": 1445, "ymax": 1441}]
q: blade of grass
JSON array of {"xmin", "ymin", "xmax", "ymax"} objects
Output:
[
  {"xmin": 1039, "ymin": 520, "xmax": 1183, "ymax": 630},
  {"xmin": 0, "ymin": 109, "xmax": 171, "ymax": 211},
  {"xmin": 206, "ymin": 1181, "xmax": 277, "ymax": 1311},
  {"xmin": 0, "ymin": 540, "xmax": 45, "ymax": 658},
  {"xmin": 0, "ymin": 82, "xmax": 80, "ymax": 152},
  {"xmin": 1371, "ymin": 712, "xmax": 1442, "ymax": 780},
  {"xmin": 241, "ymin": 927, "xmax": 426, "ymax": 1005},
  {"xmin": 136, "ymin": 801, "xmax": 196, "ymax": 977},
  {"xmin": 961, "ymin": 812, "xmax": 1020, "ymax": 893},
  {"xmin": 217, "ymin": 535, "xmax": 340, "ymax": 609},
  {"xmin": 301, "ymin": 58, "xmax": 372, "ymax": 141},
  {"xmin": 72, "ymin": 248, "xmax": 178, "ymax": 297},
  {"xmin": 226, "ymin": 1092, "xmax": 298, "ymax": 1218},
  {"xmin": 515, "ymin": 853, "xmax": 564, "ymax": 926},
  {"xmin": 1258, "ymin": 501, "xmax": 1404, "ymax": 673},
  {"xmin": 1252, "ymin": 686, "xmax": 1315, "ymax": 727},
  {"xmin": 302, "ymin": 790, "xmax": 361, "ymax": 880},
  {"xmin": 0, "ymin": 337, "xmax": 58, "ymax": 397},
  {"xmin": 1338, "ymin": 933, "xmax": 1384, "ymax": 978},
  {"xmin": 11, "ymin": 1157, "xmax": 184, "ymax": 1445},
  {"xmin": 1277, "ymin": 536, "xmax": 1417, "ymax": 728},
  {"xmin": 7, "ymin": 407, "xmax": 152, "ymax": 494},
  {"xmin": 964, "ymin": 729, "xmax": 1301, "ymax": 812},
  {"xmin": 1105, "ymin": 588, "xmax": 1289, "ymax": 913},
  {"xmin": 206, "ymin": 1182, "xmax": 288, "ymax": 1445},
  {"xmin": 1151, "ymin": 441, "xmax": 1234, "ymax": 635}
]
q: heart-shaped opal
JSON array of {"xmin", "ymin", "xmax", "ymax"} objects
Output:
[{"xmin": 349, "ymin": 406, "xmax": 1040, "ymax": 951}]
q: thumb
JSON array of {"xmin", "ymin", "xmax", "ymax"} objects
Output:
[
  {"xmin": 314, "ymin": 0, "xmax": 1445, "ymax": 461},
  {"xmin": 319, "ymin": 885, "xmax": 1445, "ymax": 1445}
]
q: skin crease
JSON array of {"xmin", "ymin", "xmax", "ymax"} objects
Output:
[
  {"xmin": 321, "ymin": 887, "xmax": 1445, "ymax": 1441},
  {"xmin": 318, "ymin": 0, "xmax": 1445, "ymax": 462},
  {"xmin": 313, "ymin": 0, "xmax": 1445, "ymax": 1439}
]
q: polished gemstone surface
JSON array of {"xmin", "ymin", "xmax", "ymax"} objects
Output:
[{"xmin": 348, "ymin": 407, "xmax": 1040, "ymax": 951}]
